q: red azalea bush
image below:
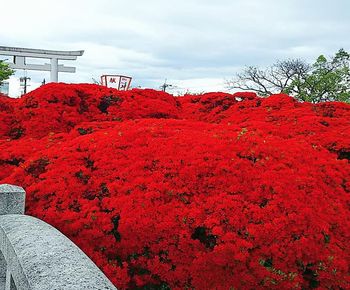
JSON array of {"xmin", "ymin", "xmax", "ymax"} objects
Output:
[
  {"xmin": 3, "ymin": 83, "xmax": 180, "ymax": 139},
  {"xmin": 0, "ymin": 83, "xmax": 350, "ymax": 289}
]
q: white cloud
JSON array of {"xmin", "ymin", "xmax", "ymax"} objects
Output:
[{"xmin": 1, "ymin": 0, "xmax": 349, "ymax": 97}]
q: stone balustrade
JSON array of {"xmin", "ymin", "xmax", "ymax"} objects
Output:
[{"xmin": 0, "ymin": 184, "xmax": 117, "ymax": 290}]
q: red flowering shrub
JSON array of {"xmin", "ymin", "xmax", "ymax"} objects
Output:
[
  {"xmin": 4, "ymin": 83, "xmax": 180, "ymax": 139},
  {"xmin": 1, "ymin": 84, "xmax": 350, "ymax": 289},
  {"xmin": 0, "ymin": 94, "xmax": 16, "ymax": 138},
  {"xmin": 178, "ymin": 91, "xmax": 258, "ymax": 123}
]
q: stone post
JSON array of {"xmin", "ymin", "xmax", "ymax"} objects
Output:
[
  {"xmin": 0, "ymin": 184, "xmax": 25, "ymax": 289},
  {"xmin": 0, "ymin": 184, "xmax": 25, "ymax": 215}
]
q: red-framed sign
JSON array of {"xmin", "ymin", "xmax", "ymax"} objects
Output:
[{"xmin": 101, "ymin": 75, "xmax": 132, "ymax": 90}]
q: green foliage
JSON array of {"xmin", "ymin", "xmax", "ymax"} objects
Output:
[
  {"xmin": 286, "ymin": 49, "xmax": 350, "ymax": 103},
  {"xmin": 228, "ymin": 49, "xmax": 350, "ymax": 103},
  {"xmin": 0, "ymin": 60, "xmax": 14, "ymax": 85}
]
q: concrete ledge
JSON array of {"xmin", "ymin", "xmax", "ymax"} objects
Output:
[
  {"xmin": 0, "ymin": 184, "xmax": 25, "ymax": 215},
  {"xmin": 0, "ymin": 214, "xmax": 117, "ymax": 290}
]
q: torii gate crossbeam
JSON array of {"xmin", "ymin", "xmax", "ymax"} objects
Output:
[{"xmin": 0, "ymin": 46, "xmax": 84, "ymax": 82}]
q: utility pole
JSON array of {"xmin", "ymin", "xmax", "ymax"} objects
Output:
[
  {"xmin": 160, "ymin": 79, "xmax": 172, "ymax": 92},
  {"xmin": 20, "ymin": 76, "xmax": 31, "ymax": 95}
]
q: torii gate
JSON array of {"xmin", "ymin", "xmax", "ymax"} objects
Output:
[{"xmin": 0, "ymin": 46, "xmax": 84, "ymax": 82}]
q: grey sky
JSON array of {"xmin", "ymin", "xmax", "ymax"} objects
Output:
[{"xmin": 1, "ymin": 0, "xmax": 349, "ymax": 95}]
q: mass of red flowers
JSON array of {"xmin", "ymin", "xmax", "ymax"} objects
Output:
[{"xmin": 1, "ymin": 83, "xmax": 350, "ymax": 289}]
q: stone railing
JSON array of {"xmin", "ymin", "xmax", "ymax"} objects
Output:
[{"xmin": 0, "ymin": 184, "xmax": 117, "ymax": 290}]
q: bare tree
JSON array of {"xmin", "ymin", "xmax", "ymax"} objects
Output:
[{"xmin": 226, "ymin": 59, "xmax": 310, "ymax": 96}]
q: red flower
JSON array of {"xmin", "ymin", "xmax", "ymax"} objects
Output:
[{"xmin": 1, "ymin": 84, "xmax": 350, "ymax": 289}]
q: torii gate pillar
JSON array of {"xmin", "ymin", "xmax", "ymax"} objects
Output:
[
  {"xmin": 50, "ymin": 58, "xmax": 59, "ymax": 82},
  {"xmin": 0, "ymin": 46, "xmax": 84, "ymax": 83}
]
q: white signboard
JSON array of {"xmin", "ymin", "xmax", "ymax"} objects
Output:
[{"xmin": 101, "ymin": 75, "xmax": 132, "ymax": 90}]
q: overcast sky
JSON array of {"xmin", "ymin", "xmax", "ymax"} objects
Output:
[{"xmin": 1, "ymin": 0, "xmax": 350, "ymax": 96}]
